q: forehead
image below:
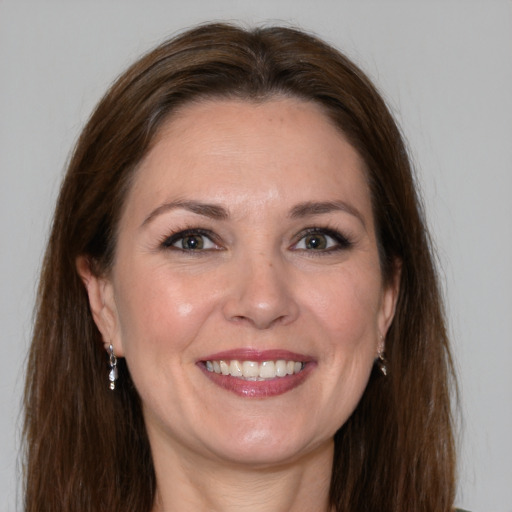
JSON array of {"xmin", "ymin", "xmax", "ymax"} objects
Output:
[
  {"xmin": 124, "ymin": 97, "xmax": 372, "ymax": 221},
  {"xmin": 151, "ymin": 96, "xmax": 353, "ymax": 162}
]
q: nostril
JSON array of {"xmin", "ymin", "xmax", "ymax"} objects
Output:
[{"xmin": 229, "ymin": 312, "xmax": 290, "ymax": 329}]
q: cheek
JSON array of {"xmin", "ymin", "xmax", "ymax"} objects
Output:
[
  {"xmin": 302, "ymin": 267, "xmax": 382, "ymax": 348},
  {"xmin": 113, "ymin": 263, "xmax": 220, "ymax": 357},
  {"xmin": 303, "ymin": 270, "xmax": 382, "ymax": 425}
]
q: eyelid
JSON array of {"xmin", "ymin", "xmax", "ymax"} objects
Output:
[
  {"xmin": 160, "ymin": 228, "xmax": 222, "ymax": 251},
  {"xmin": 291, "ymin": 227, "xmax": 353, "ymax": 251}
]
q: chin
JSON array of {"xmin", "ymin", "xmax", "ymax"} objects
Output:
[{"xmin": 200, "ymin": 419, "xmax": 331, "ymax": 468}]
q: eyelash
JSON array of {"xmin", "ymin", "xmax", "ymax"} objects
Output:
[
  {"xmin": 291, "ymin": 227, "xmax": 353, "ymax": 253},
  {"xmin": 160, "ymin": 228, "xmax": 221, "ymax": 252},
  {"xmin": 159, "ymin": 226, "xmax": 353, "ymax": 253}
]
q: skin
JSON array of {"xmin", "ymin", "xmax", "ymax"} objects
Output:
[{"xmin": 79, "ymin": 97, "xmax": 399, "ymax": 512}]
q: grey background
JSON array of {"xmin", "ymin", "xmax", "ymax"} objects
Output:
[{"xmin": 1, "ymin": 1, "xmax": 511, "ymax": 510}]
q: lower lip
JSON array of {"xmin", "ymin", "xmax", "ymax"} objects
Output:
[{"xmin": 198, "ymin": 362, "xmax": 315, "ymax": 398}]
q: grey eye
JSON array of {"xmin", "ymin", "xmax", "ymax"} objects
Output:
[
  {"xmin": 163, "ymin": 230, "xmax": 219, "ymax": 251},
  {"xmin": 176, "ymin": 234, "xmax": 206, "ymax": 250},
  {"xmin": 295, "ymin": 233, "xmax": 337, "ymax": 250}
]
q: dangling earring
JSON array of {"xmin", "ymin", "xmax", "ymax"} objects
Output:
[
  {"xmin": 376, "ymin": 350, "xmax": 388, "ymax": 376},
  {"xmin": 376, "ymin": 334, "xmax": 388, "ymax": 376},
  {"xmin": 108, "ymin": 344, "xmax": 118, "ymax": 390}
]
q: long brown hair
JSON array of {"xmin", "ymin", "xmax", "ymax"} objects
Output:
[{"xmin": 23, "ymin": 23, "xmax": 456, "ymax": 511}]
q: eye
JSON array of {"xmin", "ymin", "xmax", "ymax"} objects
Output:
[
  {"xmin": 161, "ymin": 229, "xmax": 220, "ymax": 251},
  {"xmin": 292, "ymin": 228, "xmax": 352, "ymax": 252}
]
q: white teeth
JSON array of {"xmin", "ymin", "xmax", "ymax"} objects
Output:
[
  {"xmin": 229, "ymin": 360, "xmax": 243, "ymax": 377},
  {"xmin": 204, "ymin": 359, "xmax": 305, "ymax": 380},
  {"xmin": 242, "ymin": 361, "xmax": 259, "ymax": 378},
  {"xmin": 219, "ymin": 360, "xmax": 230, "ymax": 375},
  {"xmin": 259, "ymin": 361, "xmax": 275, "ymax": 379},
  {"xmin": 275, "ymin": 360, "xmax": 287, "ymax": 377}
]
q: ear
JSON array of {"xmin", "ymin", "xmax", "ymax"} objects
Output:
[
  {"xmin": 377, "ymin": 259, "xmax": 402, "ymax": 348},
  {"xmin": 76, "ymin": 255, "xmax": 124, "ymax": 357}
]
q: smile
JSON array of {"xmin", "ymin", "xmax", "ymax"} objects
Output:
[
  {"xmin": 205, "ymin": 359, "xmax": 305, "ymax": 380},
  {"xmin": 199, "ymin": 350, "xmax": 314, "ymax": 398}
]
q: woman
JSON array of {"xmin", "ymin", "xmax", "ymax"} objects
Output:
[{"xmin": 23, "ymin": 23, "xmax": 458, "ymax": 511}]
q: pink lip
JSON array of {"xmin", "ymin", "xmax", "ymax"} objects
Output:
[
  {"xmin": 201, "ymin": 348, "xmax": 314, "ymax": 363},
  {"xmin": 197, "ymin": 349, "xmax": 316, "ymax": 399}
]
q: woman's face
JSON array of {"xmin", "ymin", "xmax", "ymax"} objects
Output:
[{"xmin": 87, "ymin": 97, "xmax": 398, "ymax": 467}]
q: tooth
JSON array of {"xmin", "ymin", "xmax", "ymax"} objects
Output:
[
  {"xmin": 275, "ymin": 360, "xmax": 287, "ymax": 377},
  {"xmin": 242, "ymin": 360, "xmax": 259, "ymax": 378},
  {"xmin": 229, "ymin": 360, "xmax": 243, "ymax": 377},
  {"xmin": 219, "ymin": 360, "xmax": 230, "ymax": 375},
  {"xmin": 259, "ymin": 361, "xmax": 276, "ymax": 379},
  {"xmin": 206, "ymin": 359, "xmax": 304, "ymax": 379}
]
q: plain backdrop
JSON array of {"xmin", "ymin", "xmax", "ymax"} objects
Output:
[{"xmin": 1, "ymin": 1, "xmax": 511, "ymax": 511}]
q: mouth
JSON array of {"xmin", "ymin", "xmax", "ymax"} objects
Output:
[{"xmin": 198, "ymin": 349, "xmax": 314, "ymax": 398}]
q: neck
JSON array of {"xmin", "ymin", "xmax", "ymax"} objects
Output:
[{"xmin": 150, "ymin": 439, "xmax": 334, "ymax": 512}]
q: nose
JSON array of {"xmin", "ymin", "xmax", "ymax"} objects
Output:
[{"xmin": 222, "ymin": 253, "xmax": 300, "ymax": 330}]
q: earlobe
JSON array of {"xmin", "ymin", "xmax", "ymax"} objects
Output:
[{"xmin": 76, "ymin": 255, "xmax": 123, "ymax": 356}]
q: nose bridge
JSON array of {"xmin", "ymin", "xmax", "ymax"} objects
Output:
[{"xmin": 223, "ymin": 246, "xmax": 299, "ymax": 329}]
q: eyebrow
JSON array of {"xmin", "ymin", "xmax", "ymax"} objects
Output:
[
  {"xmin": 289, "ymin": 201, "xmax": 366, "ymax": 228},
  {"xmin": 141, "ymin": 199, "xmax": 366, "ymax": 229},
  {"xmin": 141, "ymin": 200, "xmax": 229, "ymax": 227}
]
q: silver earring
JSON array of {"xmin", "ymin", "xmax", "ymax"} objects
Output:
[
  {"xmin": 376, "ymin": 350, "xmax": 388, "ymax": 376},
  {"xmin": 376, "ymin": 334, "xmax": 388, "ymax": 376},
  {"xmin": 108, "ymin": 344, "xmax": 118, "ymax": 390}
]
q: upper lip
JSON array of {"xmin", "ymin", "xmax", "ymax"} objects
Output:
[{"xmin": 200, "ymin": 348, "xmax": 314, "ymax": 363}]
